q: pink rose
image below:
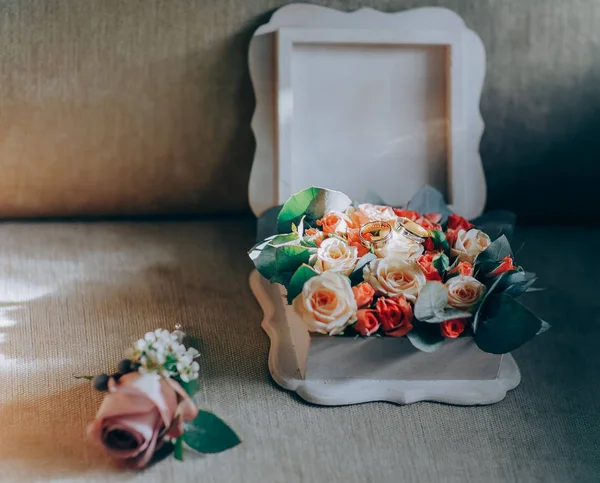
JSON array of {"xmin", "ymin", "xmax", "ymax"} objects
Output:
[{"xmin": 87, "ymin": 372, "xmax": 198, "ymax": 469}]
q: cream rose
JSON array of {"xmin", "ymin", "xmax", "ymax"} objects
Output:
[
  {"xmin": 363, "ymin": 258, "xmax": 426, "ymax": 301},
  {"xmin": 350, "ymin": 203, "xmax": 398, "ymax": 226},
  {"xmin": 293, "ymin": 271, "xmax": 357, "ymax": 335},
  {"xmin": 375, "ymin": 232, "xmax": 424, "ymax": 261},
  {"xmin": 314, "ymin": 238, "xmax": 358, "ymax": 276},
  {"xmin": 445, "ymin": 275, "xmax": 486, "ymax": 310},
  {"xmin": 451, "ymin": 229, "xmax": 491, "ymax": 263}
]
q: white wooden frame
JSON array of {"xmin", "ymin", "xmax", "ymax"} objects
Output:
[{"xmin": 248, "ymin": 5, "xmax": 487, "ymax": 220}]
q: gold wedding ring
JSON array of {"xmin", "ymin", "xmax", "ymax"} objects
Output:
[
  {"xmin": 359, "ymin": 221, "xmax": 393, "ymax": 250},
  {"xmin": 396, "ymin": 217, "xmax": 429, "ymax": 244}
]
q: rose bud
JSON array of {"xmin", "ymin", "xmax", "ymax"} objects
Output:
[
  {"xmin": 440, "ymin": 319, "xmax": 468, "ymax": 338},
  {"xmin": 354, "ymin": 309, "xmax": 380, "ymax": 336},
  {"xmin": 87, "ymin": 372, "xmax": 198, "ymax": 469},
  {"xmin": 448, "ymin": 261, "xmax": 474, "ymax": 277},
  {"xmin": 375, "ymin": 296, "xmax": 413, "ymax": 337},
  {"xmin": 489, "ymin": 255, "xmax": 517, "ymax": 277},
  {"xmin": 352, "ymin": 282, "xmax": 375, "ymax": 308},
  {"xmin": 92, "ymin": 374, "xmax": 110, "ymax": 392}
]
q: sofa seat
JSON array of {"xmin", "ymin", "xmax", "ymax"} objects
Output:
[{"xmin": 1, "ymin": 220, "xmax": 598, "ymax": 482}]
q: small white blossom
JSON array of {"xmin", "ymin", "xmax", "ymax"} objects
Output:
[{"xmin": 127, "ymin": 328, "xmax": 200, "ymax": 383}]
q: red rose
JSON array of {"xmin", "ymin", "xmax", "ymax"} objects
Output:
[
  {"xmin": 352, "ymin": 282, "xmax": 375, "ymax": 307},
  {"xmin": 445, "ymin": 228, "xmax": 459, "ymax": 247},
  {"xmin": 304, "ymin": 228, "xmax": 325, "ymax": 247},
  {"xmin": 440, "ymin": 319, "xmax": 467, "ymax": 338},
  {"xmin": 416, "ymin": 213, "xmax": 442, "ymax": 231},
  {"xmin": 448, "ymin": 261, "xmax": 474, "ymax": 277},
  {"xmin": 375, "ymin": 296, "xmax": 413, "ymax": 337},
  {"xmin": 417, "ymin": 253, "xmax": 442, "ymax": 282},
  {"xmin": 489, "ymin": 255, "xmax": 516, "ymax": 276},
  {"xmin": 424, "ymin": 237, "xmax": 435, "ymax": 252},
  {"xmin": 447, "ymin": 214, "xmax": 474, "ymax": 232},
  {"xmin": 354, "ymin": 309, "xmax": 380, "ymax": 336}
]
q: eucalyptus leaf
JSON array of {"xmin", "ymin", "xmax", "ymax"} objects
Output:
[
  {"xmin": 470, "ymin": 210, "xmax": 516, "ymax": 241},
  {"xmin": 474, "ymin": 293, "xmax": 543, "ymax": 354},
  {"xmin": 496, "ymin": 271, "xmax": 538, "ymax": 297},
  {"xmin": 472, "ymin": 272, "xmax": 510, "ymax": 332},
  {"xmin": 251, "ymin": 242, "xmax": 312, "ymax": 284},
  {"xmin": 537, "ymin": 320, "xmax": 551, "ymax": 335},
  {"xmin": 286, "ymin": 264, "xmax": 319, "ymax": 304},
  {"xmin": 414, "ymin": 282, "xmax": 447, "ymax": 321},
  {"xmin": 413, "ymin": 282, "xmax": 470, "ymax": 323},
  {"xmin": 277, "ymin": 187, "xmax": 352, "ymax": 234},
  {"xmin": 405, "ymin": 185, "xmax": 452, "ymax": 222},
  {"xmin": 349, "ymin": 253, "xmax": 377, "ymax": 285},
  {"xmin": 256, "ymin": 205, "xmax": 282, "ymax": 242},
  {"xmin": 183, "ymin": 411, "xmax": 241, "ymax": 454},
  {"xmin": 407, "ymin": 321, "xmax": 445, "ymax": 352},
  {"xmin": 475, "ymin": 235, "xmax": 513, "ymax": 266}
]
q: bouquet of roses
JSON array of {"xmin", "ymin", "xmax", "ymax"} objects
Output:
[{"xmin": 249, "ymin": 186, "xmax": 549, "ymax": 354}]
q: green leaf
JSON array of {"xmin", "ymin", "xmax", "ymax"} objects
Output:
[
  {"xmin": 286, "ymin": 264, "xmax": 319, "ymax": 304},
  {"xmin": 173, "ymin": 437, "xmax": 184, "ymax": 461},
  {"xmin": 413, "ymin": 282, "xmax": 470, "ymax": 322},
  {"xmin": 432, "ymin": 252, "xmax": 449, "ymax": 275},
  {"xmin": 405, "ymin": 185, "xmax": 452, "ymax": 222},
  {"xmin": 349, "ymin": 253, "xmax": 377, "ymax": 285},
  {"xmin": 250, "ymin": 240, "xmax": 312, "ymax": 285},
  {"xmin": 178, "ymin": 378, "xmax": 200, "ymax": 397},
  {"xmin": 407, "ymin": 321, "xmax": 445, "ymax": 352},
  {"xmin": 414, "ymin": 281, "xmax": 447, "ymax": 320},
  {"xmin": 277, "ymin": 187, "xmax": 352, "ymax": 233},
  {"xmin": 183, "ymin": 411, "xmax": 241, "ymax": 454},
  {"xmin": 363, "ymin": 189, "xmax": 386, "ymax": 205},
  {"xmin": 428, "ymin": 230, "xmax": 450, "ymax": 253},
  {"xmin": 475, "ymin": 235, "xmax": 512, "ymax": 266},
  {"xmin": 474, "ymin": 293, "xmax": 543, "ymax": 354},
  {"xmin": 473, "ymin": 272, "xmax": 510, "ymax": 332},
  {"xmin": 495, "ymin": 271, "xmax": 538, "ymax": 297}
]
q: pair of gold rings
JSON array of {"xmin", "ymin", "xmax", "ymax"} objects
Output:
[{"xmin": 358, "ymin": 217, "xmax": 429, "ymax": 249}]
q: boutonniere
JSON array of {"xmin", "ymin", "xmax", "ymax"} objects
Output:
[{"xmin": 81, "ymin": 329, "xmax": 240, "ymax": 469}]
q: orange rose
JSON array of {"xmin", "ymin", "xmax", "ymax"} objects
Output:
[
  {"xmin": 304, "ymin": 228, "xmax": 324, "ymax": 247},
  {"xmin": 417, "ymin": 253, "xmax": 442, "ymax": 282},
  {"xmin": 352, "ymin": 282, "xmax": 375, "ymax": 308},
  {"xmin": 354, "ymin": 309, "xmax": 380, "ymax": 336},
  {"xmin": 393, "ymin": 209, "xmax": 419, "ymax": 221},
  {"xmin": 447, "ymin": 213, "xmax": 474, "ymax": 232},
  {"xmin": 448, "ymin": 261, "xmax": 474, "ymax": 277},
  {"xmin": 375, "ymin": 296, "xmax": 413, "ymax": 337},
  {"xmin": 489, "ymin": 255, "xmax": 516, "ymax": 276},
  {"xmin": 316, "ymin": 211, "xmax": 352, "ymax": 235},
  {"xmin": 440, "ymin": 319, "xmax": 467, "ymax": 338},
  {"xmin": 347, "ymin": 228, "xmax": 370, "ymax": 257}
]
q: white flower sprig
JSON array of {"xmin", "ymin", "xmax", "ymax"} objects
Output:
[{"xmin": 126, "ymin": 329, "xmax": 200, "ymax": 382}]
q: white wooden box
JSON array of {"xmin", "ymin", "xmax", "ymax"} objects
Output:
[{"xmin": 247, "ymin": 5, "xmax": 520, "ymax": 406}]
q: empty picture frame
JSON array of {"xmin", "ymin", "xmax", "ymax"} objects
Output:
[{"xmin": 248, "ymin": 5, "xmax": 487, "ymax": 219}]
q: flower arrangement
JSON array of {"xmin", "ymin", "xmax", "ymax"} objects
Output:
[
  {"xmin": 82, "ymin": 329, "xmax": 239, "ymax": 469},
  {"xmin": 249, "ymin": 186, "xmax": 549, "ymax": 354}
]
